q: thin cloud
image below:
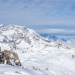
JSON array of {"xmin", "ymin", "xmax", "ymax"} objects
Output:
[
  {"xmin": 0, "ymin": 0, "xmax": 75, "ymax": 28},
  {"xmin": 36, "ymin": 29, "xmax": 75, "ymax": 35}
]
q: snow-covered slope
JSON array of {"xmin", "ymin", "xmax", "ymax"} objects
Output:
[
  {"xmin": 56, "ymin": 39, "xmax": 75, "ymax": 48},
  {"xmin": 0, "ymin": 24, "xmax": 75, "ymax": 75},
  {"xmin": 0, "ymin": 64, "xmax": 46, "ymax": 75},
  {"xmin": 0, "ymin": 24, "xmax": 51, "ymax": 47},
  {"xmin": 0, "ymin": 25, "xmax": 37, "ymax": 43}
]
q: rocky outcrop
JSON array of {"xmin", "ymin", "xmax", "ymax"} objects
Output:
[
  {"xmin": 0, "ymin": 49, "xmax": 22, "ymax": 66},
  {"xmin": 0, "ymin": 51, "xmax": 4, "ymax": 64}
]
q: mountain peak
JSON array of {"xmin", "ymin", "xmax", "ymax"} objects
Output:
[
  {"xmin": 0, "ymin": 24, "xmax": 4, "ymax": 28},
  {"xmin": 0, "ymin": 24, "xmax": 50, "ymax": 45},
  {"xmin": 6, "ymin": 24, "xmax": 27, "ymax": 29}
]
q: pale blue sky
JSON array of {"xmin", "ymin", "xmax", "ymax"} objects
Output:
[{"xmin": 0, "ymin": 0, "xmax": 75, "ymax": 39}]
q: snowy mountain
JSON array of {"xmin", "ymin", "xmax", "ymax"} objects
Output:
[
  {"xmin": 40, "ymin": 33, "xmax": 75, "ymax": 48},
  {"xmin": 0, "ymin": 24, "xmax": 51, "ymax": 44},
  {"xmin": 0, "ymin": 24, "xmax": 75, "ymax": 75},
  {"xmin": 40, "ymin": 33, "xmax": 67, "ymax": 41},
  {"xmin": 40, "ymin": 33, "xmax": 58, "ymax": 41}
]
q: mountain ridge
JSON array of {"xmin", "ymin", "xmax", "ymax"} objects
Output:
[{"xmin": 0, "ymin": 24, "xmax": 51, "ymax": 45}]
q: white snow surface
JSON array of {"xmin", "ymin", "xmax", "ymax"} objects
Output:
[
  {"xmin": 0, "ymin": 64, "xmax": 46, "ymax": 75},
  {"xmin": 56, "ymin": 39, "xmax": 75, "ymax": 48},
  {"xmin": 0, "ymin": 24, "xmax": 75, "ymax": 75}
]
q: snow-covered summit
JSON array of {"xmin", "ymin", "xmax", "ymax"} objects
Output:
[
  {"xmin": 0, "ymin": 24, "xmax": 51, "ymax": 46},
  {"xmin": 0, "ymin": 24, "xmax": 4, "ymax": 28}
]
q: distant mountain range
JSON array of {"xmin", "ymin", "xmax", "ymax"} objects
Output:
[
  {"xmin": 40, "ymin": 33, "xmax": 67, "ymax": 41},
  {"xmin": 40, "ymin": 33, "xmax": 75, "ymax": 48}
]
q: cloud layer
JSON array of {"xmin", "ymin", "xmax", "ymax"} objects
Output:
[
  {"xmin": 36, "ymin": 29, "xmax": 75, "ymax": 36},
  {"xmin": 0, "ymin": 0, "xmax": 75, "ymax": 27}
]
